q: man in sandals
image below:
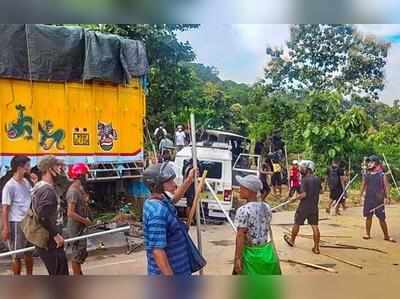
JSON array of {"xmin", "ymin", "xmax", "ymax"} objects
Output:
[
  {"xmin": 284, "ymin": 160, "xmax": 321, "ymax": 254},
  {"xmin": 360, "ymin": 155, "xmax": 395, "ymax": 243}
]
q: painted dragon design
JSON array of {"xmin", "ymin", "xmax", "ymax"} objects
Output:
[
  {"xmin": 5, "ymin": 105, "xmax": 33, "ymax": 140},
  {"xmin": 38, "ymin": 120, "xmax": 65, "ymax": 150}
]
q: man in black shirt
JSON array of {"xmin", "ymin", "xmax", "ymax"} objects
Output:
[
  {"xmin": 32, "ymin": 156, "xmax": 69, "ymax": 275},
  {"xmin": 284, "ymin": 160, "xmax": 321, "ymax": 254},
  {"xmin": 326, "ymin": 160, "xmax": 345, "ymax": 215}
]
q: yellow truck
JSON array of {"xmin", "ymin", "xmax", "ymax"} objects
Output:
[{"xmin": 0, "ymin": 24, "xmax": 148, "ymax": 200}]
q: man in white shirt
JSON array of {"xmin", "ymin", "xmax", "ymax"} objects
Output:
[
  {"xmin": 175, "ymin": 125, "xmax": 187, "ymax": 152},
  {"xmin": 1, "ymin": 156, "xmax": 34, "ymax": 275}
]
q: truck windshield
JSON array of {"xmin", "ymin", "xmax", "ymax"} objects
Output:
[{"xmin": 183, "ymin": 160, "xmax": 223, "ymax": 179}]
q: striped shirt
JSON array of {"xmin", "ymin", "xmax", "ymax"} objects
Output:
[{"xmin": 143, "ymin": 197, "xmax": 191, "ymax": 275}]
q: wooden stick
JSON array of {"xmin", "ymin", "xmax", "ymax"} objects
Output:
[
  {"xmin": 187, "ymin": 170, "xmax": 208, "ymax": 227},
  {"xmin": 335, "ymin": 243, "xmax": 388, "ymax": 254},
  {"xmin": 369, "ymin": 203, "xmax": 385, "ymax": 213},
  {"xmin": 321, "ymin": 253, "xmax": 363, "ymax": 269},
  {"xmin": 281, "ymin": 228, "xmax": 351, "ymax": 239},
  {"xmin": 320, "ymin": 245, "xmax": 358, "ymax": 250},
  {"xmin": 280, "ymin": 259, "xmax": 337, "ymax": 273}
]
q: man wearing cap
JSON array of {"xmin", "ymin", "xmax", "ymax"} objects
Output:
[
  {"xmin": 289, "ymin": 160, "xmax": 301, "ymax": 197},
  {"xmin": 142, "ymin": 162, "xmax": 197, "ymax": 275},
  {"xmin": 233, "ymin": 175, "xmax": 281, "ymax": 275},
  {"xmin": 284, "ymin": 160, "xmax": 321, "ymax": 254},
  {"xmin": 360, "ymin": 155, "xmax": 395, "ymax": 242},
  {"xmin": 32, "ymin": 155, "xmax": 69, "ymax": 275}
]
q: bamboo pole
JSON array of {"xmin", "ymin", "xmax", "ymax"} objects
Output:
[
  {"xmin": 187, "ymin": 171, "xmax": 208, "ymax": 227},
  {"xmin": 280, "ymin": 259, "xmax": 337, "ymax": 273},
  {"xmin": 0, "ymin": 226, "xmax": 130, "ymax": 258},
  {"xmin": 284, "ymin": 145, "xmax": 290, "ymax": 193},
  {"xmin": 332, "ymin": 174, "xmax": 358, "ymax": 212},
  {"xmin": 205, "ymin": 180, "xmax": 237, "ymax": 232},
  {"xmin": 321, "ymin": 253, "xmax": 363, "ymax": 269},
  {"xmin": 382, "ymin": 153, "xmax": 400, "ymax": 196},
  {"xmin": 190, "ymin": 113, "xmax": 203, "ymax": 275}
]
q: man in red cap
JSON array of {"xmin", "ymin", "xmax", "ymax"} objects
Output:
[{"xmin": 66, "ymin": 163, "xmax": 92, "ymax": 275}]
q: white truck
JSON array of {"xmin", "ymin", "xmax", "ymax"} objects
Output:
[{"xmin": 174, "ymin": 130, "xmax": 261, "ymax": 219}]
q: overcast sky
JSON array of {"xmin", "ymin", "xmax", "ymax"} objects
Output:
[{"xmin": 177, "ymin": 24, "xmax": 400, "ymax": 105}]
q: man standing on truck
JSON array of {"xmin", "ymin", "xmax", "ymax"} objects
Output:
[
  {"xmin": 284, "ymin": 160, "xmax": 321, "ymax": 255},
  {"xmin": 32, "ymin": 156, "xmax": 69, "ymax": 275},
  {"xmin": 67, "ymin": 163, "xmax": 92, "ymax": 275},
  {"xmin": 360, "ymin": 155, "xmax": 396, "ymax": 242},
  {"xmin": 325, "ymin": 160, "xmax": 345, "ymax": 215},
  {"xmin": 1, "ymin": 156, "xmax": 34, "ymax": 275}
]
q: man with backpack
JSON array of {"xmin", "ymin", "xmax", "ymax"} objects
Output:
[{"xmin": 325, "ymin": 160, "xmax": 346, "ymax": 215}]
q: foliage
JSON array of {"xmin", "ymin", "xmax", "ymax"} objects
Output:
[{"xmin": 265, "ymin": 24, "xmax": 389, "ymax": 99}]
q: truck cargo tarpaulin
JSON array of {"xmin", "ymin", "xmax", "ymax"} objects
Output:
[
  {"xmin": 0, "ymin": 24, "xmax": 149, "ymax": 84},
  {"xmin": 0, "ymin": 25, "xmax": 147, "ymax": 173}
]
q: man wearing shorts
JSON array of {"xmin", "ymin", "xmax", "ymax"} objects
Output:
[
  {"xmin": 326, "ymin": 160, "xmax": 345, "ymax": 215},
  {"xmin": 1, "ymin": 156, "xmax": 34, "ymax": 275},
  {"xmin": 67, "ymin": 163, "xmax": 92, "ymax": 275},
  {"xmin": 284, "ymin": 160, "xmax": 321, "ymax": 254},
  {"xmin": 360, "ymin": 155, "xmax": 395, "ymax": 242}
]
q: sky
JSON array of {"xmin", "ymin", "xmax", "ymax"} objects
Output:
[{"xmin": 177, "ymin": 24, "xmax": 400, "ymax": 105}]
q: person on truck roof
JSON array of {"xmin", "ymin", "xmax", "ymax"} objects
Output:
[{"xmin": 66, "ymin": 163, "xmax": 92, "ymax": 275}]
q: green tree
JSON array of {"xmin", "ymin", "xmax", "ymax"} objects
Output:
[{"xmin": 265, "ymin": 24, "xmax": 390, "ymax": 99}]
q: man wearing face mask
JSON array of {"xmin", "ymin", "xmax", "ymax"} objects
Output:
[
  {"xmin": 360, "ymin": 155, "xmax": 395, "ymax": 242},
  {"xmin": 284, "ymin": 160, "xmax": 321, "ymax": 254},
  {"xmin": 32, "ymin": 155, "xmax": 69, "ymax": 275},
  {"xmin": 66, "ymin": 163, "xmax": 92, "ymax": 275},
  {"xmin": 142, "ymin": 162, "xmax": 196, "ymax": 275}
]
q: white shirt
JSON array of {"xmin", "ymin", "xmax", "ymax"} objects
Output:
[
  {"xmin": 175, "ymin": 131, "xmax": 186, "ymax": 146},
  {"xmin": 2, "ymin": 177, "xmax": 32, "ymax": 222}
]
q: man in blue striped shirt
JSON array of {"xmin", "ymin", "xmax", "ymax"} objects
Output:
[{"xmin": 143, "ymin": 162, "xmax": 196, "ymax": 275}]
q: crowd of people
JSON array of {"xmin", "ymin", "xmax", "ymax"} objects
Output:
[
  {"xmin": 1, "ymin": 155, "xmax": 93, "ymax": 275},
  {"xmin": 154, "ymin": 123, "xmax": 190, "ymax": 160},
  {"xmin": 141, "ymin": 153, "xmax": 396, "ymax": 276},
  {"xmin": 0, "ymin": 153, "xmax": 396, "ymax": 276}
]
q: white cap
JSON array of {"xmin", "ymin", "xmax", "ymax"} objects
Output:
[
  {"xmin": 299, "ymin": 160, "xmax": 315, "ymax": 172},
  {"xmin": 293, "ymin": 160, "xmax": 298, "ymax": 164},
  {"xmin": 235, "ymin": 175, "xmax": 263, "ymax": 193}
]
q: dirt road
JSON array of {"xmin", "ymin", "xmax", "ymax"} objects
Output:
[{"xmin": 0, "ymin": 205, "xmax": 399, "ymax": 275}]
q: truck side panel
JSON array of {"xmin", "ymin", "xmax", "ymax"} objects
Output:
[{"xmin": 0, "ymin": 78, "xmax": 145, "ymax": 169}]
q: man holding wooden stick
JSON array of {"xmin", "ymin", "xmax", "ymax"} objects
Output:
[
  {"xmin": 284, "ymin": 160, "xmax": 321, "ymax": 254},
  {"xmin": 360, "ymin": 155, "xmax": 396, "ymax": 242}
]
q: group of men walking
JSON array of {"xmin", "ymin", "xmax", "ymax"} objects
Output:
[{"xmin": 1, "ymin": 155, "xmax": 92, "ymax": 275}]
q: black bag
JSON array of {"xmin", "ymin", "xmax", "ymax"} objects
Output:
[{"xmin": 162, "ymin": 199, "xmax": 207, "ymax": 273}]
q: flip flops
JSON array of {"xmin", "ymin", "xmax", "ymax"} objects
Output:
[
  {"xmin": 384, "ymin": 238, "xmax": 397, "ymax": 243},
  {"xmin": 283, "ymin": 234, "xmax": 294, "ymax": 247},
  {"xmin": 363, "ymin": 235, "xmax": 371, "ymax": 240}
]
